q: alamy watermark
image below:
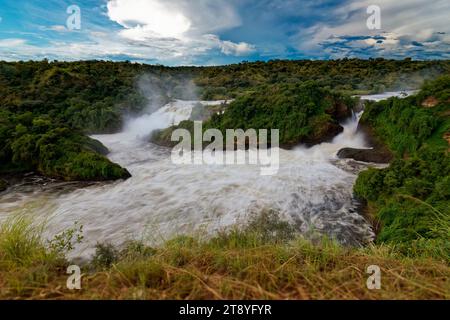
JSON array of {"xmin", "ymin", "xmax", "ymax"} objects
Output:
[
  {"xmin": 67, "ymin": 265, "xmax": 82, "ymax": 290},
  {"xmin": 66, "ymin": 5, "xmax": 81, "ymax": 30},
  {"xmin": 171, "ymin": 121, "xmax": 280, "ymax": 176},
  {"xmin": 366, "ymin": 5, "xmax": 381, "ymax": 30},
  {"xmin": 366, "ymin": 265, "xmax": 381, "ymax": 290}
]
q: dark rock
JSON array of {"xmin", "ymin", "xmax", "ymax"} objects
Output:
[
  {"xmin": 121, "ymin": 169, "xmax": 132, "ymax": 180},
  {"xmin": 334, "ymin": 102, "xmax": 352, "ymax": 121},
  {"xmin": 338, "ymin": 121, "xmax": 393, "ymax": 163},
  {"xmin": 0, "ymin": 179, "xmax": 8, "ymax": 192},
  {"xmin": 337, "ymin": 148, "xmax": 393, "ymax": 164},
  {"xmin": 358, "ymin": 122, "xmax": 393, "ymax": 155},
  {"xmin": 325, "ymin": 99, "xmax": 352, "ymax": 121},
  {"xmin": 353, "ymin": 99, "xmax": 365, "ymax": 113},
  {"xmin": 302, "ymin": 123, "xmax": 344, "ymax": 148}
]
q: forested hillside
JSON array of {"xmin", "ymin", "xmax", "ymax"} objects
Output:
[
  {"xmin": 0, "ymin": 59, "xmax": 449, "ymax": 181},
  {"xmin": 355, "ymin": 75, "xmax": 449, "ymax": 255},
  {"xmin": 198, "ymin": 59, "xmax": 450, "ymax": 99}
]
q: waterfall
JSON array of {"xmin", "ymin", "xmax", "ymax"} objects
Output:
[{"xmin": 0, "ymin": 92, "xmax": 414, "ymax": 260}]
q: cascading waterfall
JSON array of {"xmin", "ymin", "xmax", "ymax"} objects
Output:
[{"xmin": 0, "ymin": 92, "xmax": 415, "ymax": 260}]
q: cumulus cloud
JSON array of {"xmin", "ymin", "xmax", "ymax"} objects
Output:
[
  {"xmin": 107, "ymin": 0, "xmax": 242, "ymax": 38},
  {"xmin": 0, "ymin": 35, "xmax": 205, "ymax": 64},
  {"xmin": 104, "ymin": 0, "xmax": 253, "ymax": 58},
  {"xmin": 204, "ymin": 35, "xmax": 256, "ymax": 56},
  {"xmin": 219, "ymin": 41, "xmax": 255, "ymax": 56},
  {"xmin": 0, "ymin": 0, "xmax": 255, "ymax": 64},
  {"xmin": 107, "ymin": 0, "xmax": 192, "ymax": 39}
]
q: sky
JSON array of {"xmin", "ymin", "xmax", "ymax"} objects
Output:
[{"xmin": 0, "ymin": 0, "xmax": 448, "ymax": 65}]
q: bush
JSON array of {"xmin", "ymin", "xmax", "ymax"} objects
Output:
[{"xmin": 355, "ymin": 76, "xmax": 450, "ymax": 245}]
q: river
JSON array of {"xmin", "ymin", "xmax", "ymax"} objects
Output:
[{"xmin": 0, "ymin": 91, "xmax": 416, "ymax": 260}]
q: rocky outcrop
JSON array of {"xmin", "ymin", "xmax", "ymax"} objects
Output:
[
  {"xmin": 337, "ymin": 121, "xmax": 393, "ymax": 164},
  {"xmin": 337, "ymin": 148, "xmax": 393, "ymax": 164},
  {"xmin": 301, "ymin": 123, "xmax": 344, "ymax": 148},
  {"xmin": 151, "ymin": 120, "xmax": 193, "ymax": 148},
  {"xmin": 326, "ymin": 100, "xmax": 352, "ymax": 121},
  {"xmin": 353, "ymin": 99, "xmax": 365, "ymax": 113},
  {"xmin": 421, "ymin": 96, "xmax": 438, "ymax": 108}
]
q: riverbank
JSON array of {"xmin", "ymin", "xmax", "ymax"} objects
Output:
[
  {"xmin": 0, "ymin": 213, "xmax": 448, "ymax": 300},
  {"xmin": 353, "ymin": 76, "xmax": 449, "ymax": 248}
]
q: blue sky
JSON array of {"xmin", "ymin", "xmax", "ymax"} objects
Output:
[{"xmin": 0, "ymin": 0, "xmax": 448, "ymax": 65}]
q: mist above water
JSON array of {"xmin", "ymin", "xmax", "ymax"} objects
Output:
[{"xmin": 123, "ymin": 100, "xmax": 226, "ymax": 141}]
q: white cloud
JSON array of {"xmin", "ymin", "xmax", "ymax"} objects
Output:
[
  {"xmin": 0, "ymin": 32, "xmax": 250, "ymax": 65},
  {"xmin": 107, "ymin": 0, "xmax": 242, "ymax": 39},
  {"xmin": 105, "ymin": 0, "xmax": 251, "ymax": 54},
  {"xmin": 102, "ymin": 0, "xmax": 254, "ymax": 60},
  {"xmin": 293, "ymin": 0, "xmax": 450, "ymax": 59},
  {"xmin": 107, "ymin": 0, "xmax": 191, "ymax": 39},
  {"xmin": 1, "ymin": 0, "xmax": 447, "ymax": 63},
  {"xmin": 0, "ymin": 1, "xmax": 254, "ymax": 64},
  {"xmin": 0, "ymin": 39, "xmax": 27, "ymax": 47},
  {"xmin": 49, "ymin": 25, "xmax": 68, "ymax": 32},
  {"xmin": 216, "ymin": 38, "xmax": 256, "ymax": 56}
]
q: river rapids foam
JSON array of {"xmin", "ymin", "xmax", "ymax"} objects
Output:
[{"xmin": 0, "ymin": 93, "xmax": 415, "ymax": 259}]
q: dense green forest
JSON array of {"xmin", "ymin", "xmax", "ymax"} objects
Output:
[
  {"xmin": 198, "ymin": 59, "xmax": 450, "ymax": 99},
  {"xmin": 355, "ymin": 75, "xmax": 449, "ymax": 253},
  {"xmin": 0, "ymin": 59, "xmax": 449, "ymax": 181}
]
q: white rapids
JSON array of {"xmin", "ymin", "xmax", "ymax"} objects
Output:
[{"xmin": 0, "ymin": 93, "xmax": 414, "ymax": 260}]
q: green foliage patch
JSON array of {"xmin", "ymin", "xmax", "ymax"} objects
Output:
[{"xmin": 355, "ymin": 76, "xmax": 450, "ymax": 246}]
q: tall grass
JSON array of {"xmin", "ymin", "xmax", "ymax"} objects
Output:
[
  {"xmin": 0, "ymin": 216, "xmax": 50, "ymax": 268},
  {"xmin": 0, "ymin": 212, "xmax": 448, "ymax": 300}
]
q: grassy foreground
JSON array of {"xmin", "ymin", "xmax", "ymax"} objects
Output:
[{"xmin": 0, "ymin": 212, "xmax": 448, "ymax": 300}]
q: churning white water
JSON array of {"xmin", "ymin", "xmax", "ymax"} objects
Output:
[
  {"xmin": 0, "ymin": 93, "xmax": 413, "ymax": 260},
  {"xmin": 359, "ymin": 90, "xmax": 417, "ymax": 102}
]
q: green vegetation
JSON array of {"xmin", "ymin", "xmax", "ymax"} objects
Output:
[
  {"xmin": 151, "ymin": 120, "xmax": 197, "ymax": 148},
  {"xmin": 152, "ymin": 81, "xmax": 354, "ymax": 147},
  {"xmin": 0, "ymin": 60, "xmax": 200, "ymax": 133},
  {"xmin": 1, "ymin": 59, "xmax": 449, "ymax": 180},
  {"xmin": 355, "ymin": 76, "xmax": 450, "ymax": 249},
  {"xmin": 0, "ymin": 216, "xmax": 82, "ymax": 298},
  {"xmin": 206, "ymin": 81, "xmax": 354, "ymax": 146},
  {"xmin": 0, "ymin": 109, "xmax": 130, "ymax": 180},
  {"xmin": 197, "ymin": 59, "xmax": 450, "ymax": 99},
  {"xmin": 0, "ymin": 60, "xmax": 198, "ymax": 180},
  {"xmin": 0, "ymin": 213, "xmax": 448, "ymax": 300}
]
